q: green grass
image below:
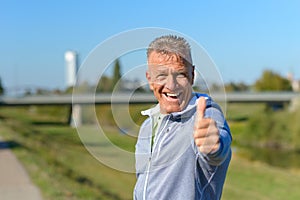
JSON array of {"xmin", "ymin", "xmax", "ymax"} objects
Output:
[
  {"xmin": 223, "ymin": 154, "xmax": 300, "ymax": 200},
  {"xmin": 0, "ymin": 106, "xmax": 136, "ymax": 200},
  {"xmin": 1, "ymin": 104, "xmax": 300, "ymax": 199}
]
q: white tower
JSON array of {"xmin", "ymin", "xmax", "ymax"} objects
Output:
[
  {"xmin": 64, "ymin": 51, "xmax": 78, "ymax": 87},
  {"xmin": 65, "ymin": 51, "xmax": 81, "ymax": 127}
]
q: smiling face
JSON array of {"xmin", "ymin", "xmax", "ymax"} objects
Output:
[{"xmin": 147, "ymin": 51, "xmax": 194, "ymax": 114}]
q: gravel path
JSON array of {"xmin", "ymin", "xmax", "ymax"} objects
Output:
[{"xmin": 0, "ymin": 139, "xmax": 43, "ymax": 200}]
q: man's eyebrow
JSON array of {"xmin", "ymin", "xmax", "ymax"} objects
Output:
[{"xmin": 177, "ymin": 69, "xmax": 188, "ymax": 73}]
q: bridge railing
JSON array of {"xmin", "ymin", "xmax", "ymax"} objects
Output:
[
  {"xmin": 1, "ymin": 92, "xmax": 299, "ymax": 106},
  {"xmin": 1, "ymin": 92, "xmax": 299, "ymax": 127}
]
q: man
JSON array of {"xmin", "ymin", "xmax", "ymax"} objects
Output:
[{"xmin": 134, "ymin": 35, "xmax": 232, "ymax": 200}]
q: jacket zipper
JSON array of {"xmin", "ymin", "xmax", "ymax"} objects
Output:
[{"xmin": 142, "ymin": 115, "xmax": 171, "ymax": 200}]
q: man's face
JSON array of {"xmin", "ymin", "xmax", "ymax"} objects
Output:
[{"xmin": 147, "ymin": 51, "xmax": 194, "ymax": 114}]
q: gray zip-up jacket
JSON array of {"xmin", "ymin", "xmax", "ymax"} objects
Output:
[{"xmin": 134, "ymin": 93, "xmax": 232, "ymax": 200}]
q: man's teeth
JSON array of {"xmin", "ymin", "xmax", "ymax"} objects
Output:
[{"xmin": 166, "ymin": 93, "xmax": 179, "ymax": 97}]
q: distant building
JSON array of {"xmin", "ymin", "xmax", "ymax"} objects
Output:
[
  {"xmin": 287, "ymin": 72, "xmax": 300, "ymax": 92},
  {"xmin": 64, "ymin": 51, "xmax": 78, "ymax": 88},
  {"xmin": 292, "ymin": 80, "xmax": 300, "ymax": 92}
]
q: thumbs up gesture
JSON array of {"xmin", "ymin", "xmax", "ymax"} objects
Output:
[{"xmin": 194, "ymin": 97, "xmax": 220, "ymax": 154}]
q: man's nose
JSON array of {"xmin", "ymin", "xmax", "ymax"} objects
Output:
[{"xmin": 165, "ymin": 75, "xmax": 177, "ymax": 90}]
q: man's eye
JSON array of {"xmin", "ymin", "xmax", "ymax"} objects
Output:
[
  {"xmin": 157, "ymin": 74, "xmax": 167, "ymax": 79},
  {"xmin": 176, "ymin": 73, "xmax": 187, "ymax": 78}
]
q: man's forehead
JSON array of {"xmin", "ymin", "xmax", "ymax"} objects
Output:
[
  {"xmin": 148, "ymin": 51, "xmax": 185, "ymax": 65},
  {"xmin": 148, "ymin": 64, "xmax": 187, "ymax": 72}
]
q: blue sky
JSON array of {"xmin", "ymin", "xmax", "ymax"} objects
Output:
[{"xmin": 1, "ymin": 0, "xmax": 300, "ymax": 93}]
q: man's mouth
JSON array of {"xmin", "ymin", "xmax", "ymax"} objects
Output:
[{"xmin": 163, "ymin": 92, "xmax": 180, "ymax": 99}]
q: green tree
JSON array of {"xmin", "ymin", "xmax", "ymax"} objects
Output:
[
  {"xmin": 225, "ymin": 82, "xmax": 249, "ymax": 92},
  {"xmin": 96, "ymin": 75, "xmax": 112, "ymax": 92},
  {"xmin": 96, "ymin": 59, "xmax": 123, "ymax": 92},
  {"xmin": 0, "ymin": 77, "xmax": 4, "ymax": 95},
  {"xmin": 111, "ymin": 59, "xmax": 122, "ymax": 91},
  {"xmin": 64, "ymin": 86, "xmax": 74, "ymax": 94},
  {"xmin": 254, "ymin": 70, "xmax": 292, "ymax": 91}
]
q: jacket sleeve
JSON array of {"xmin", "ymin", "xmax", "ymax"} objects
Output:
[{"xmin": 197, "ymin": 99, "xmax": 232, "ymax": 166}]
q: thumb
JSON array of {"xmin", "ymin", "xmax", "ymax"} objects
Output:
[{"xmin": 197, "ymin": 97, "xmax": 206, "ymax": 120}]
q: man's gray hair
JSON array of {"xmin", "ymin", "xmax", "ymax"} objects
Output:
[{"xmin": 147, "ymin": 35, "xmax": 193, "ymax": 65}]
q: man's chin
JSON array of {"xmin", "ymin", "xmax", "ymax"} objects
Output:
[{"xmin": 160, "ymin": 105, "xmax": 182, "ymax": 114}]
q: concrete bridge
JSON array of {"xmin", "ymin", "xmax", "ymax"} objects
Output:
[
  {"xmin": 1, "ymin": 92, "xmax": 299, "ymax": 106},
  {"xmin": 1, "ymin": 92, "xmax": 299, "ymax": 126}
]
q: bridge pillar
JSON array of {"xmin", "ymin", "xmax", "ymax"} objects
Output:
[
  {"xmin": 70, "ymin": 104, "xmax": 82, "ymax": 127},
  {"xmin": 289, "ymin": 97, "xmax": 300, "ymax": 112}
]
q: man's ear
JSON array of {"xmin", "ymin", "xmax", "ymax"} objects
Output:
[
  {"xmin": 190, "ymin": 65, "xmax": 195, "ymax": 85},
  {"xmin": 146, "ymin": 70, "xmax": 154, "ymax": 90}
]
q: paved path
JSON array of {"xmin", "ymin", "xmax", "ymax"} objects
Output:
[{"xmin": 0, "ymin": 139, "xmax": 43, "ymax": 200}]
